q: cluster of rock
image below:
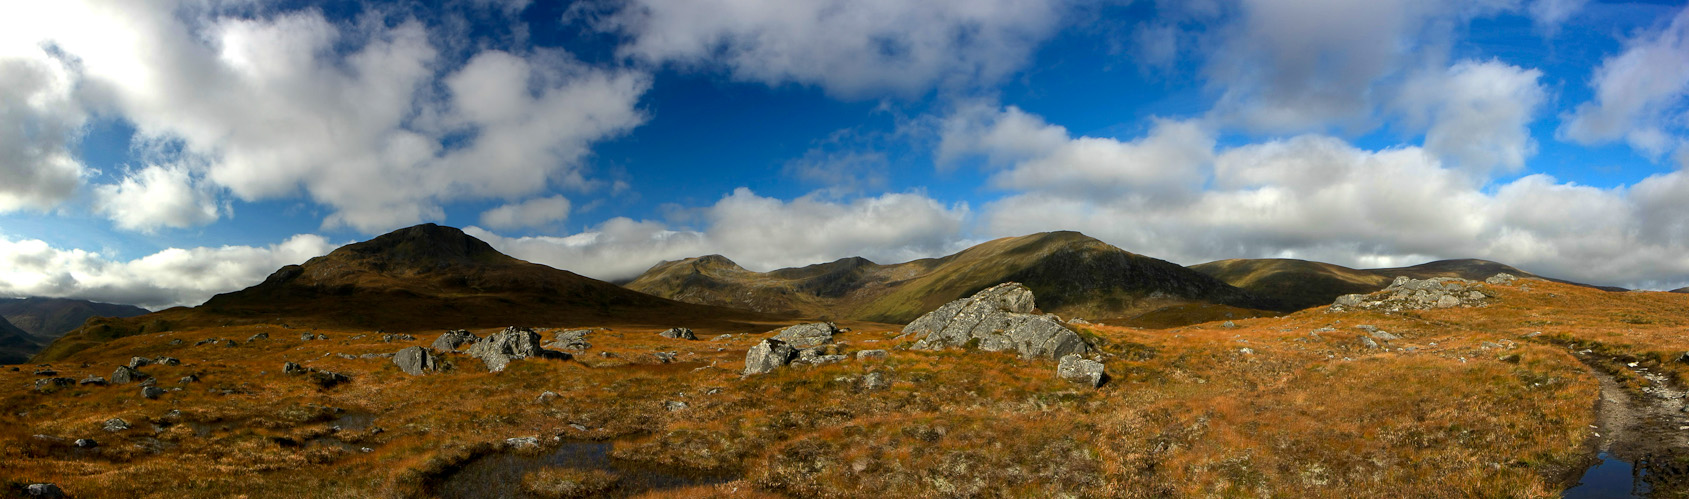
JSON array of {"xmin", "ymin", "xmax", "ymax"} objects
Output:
[
  {"xmin": 904, "ymin": 283, "xmax": 1105, "ymax": 387},
  {"xmin": 431, "ymin": 329, "xmax": 480, "ymax": 352},
  {"xmin": 193, "ymin": 337, "xmax": 237, "ymax": 347},
  {"xmin": 658, "ymin": 327, "xmax": 697, "ymax": 340},
  {"xmin": 743, "ymin": 322, "xmax": 868, "ymax": 374},
  {"xmin": 551, "ymin": 329, "xmax": 593, "ymax": 351},
  {"xmin": 281, "ymin": 361, "xmax": 350, "ymax": 387},
  {"xmin": 463, "ymin": 326, "xmax": 564, "ymax": 372},
  {"xmin": 1330, "ymin": 275, "xmax": 1506, "ymax": 313},
  {"xmin": 904, "ymin": 283, "xmax": 1091, "ymax": 360},
  {"xmin": 301, "ymin": 332, "xmax": 329, "ymax": 341}
]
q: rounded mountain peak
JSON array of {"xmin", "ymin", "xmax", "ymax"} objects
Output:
[{"xmin": 323, "ymin": 223, "xmax": 516, "ymax": 271}]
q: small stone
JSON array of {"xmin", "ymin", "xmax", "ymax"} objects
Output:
[
  {"xmin": 1360, "ymin": 337, "xmax": 1380, "ymax": 349},
  {"xmin": 247, "ymin": 332, "xmax": 269, "ymax": 342},
  {"xmin": 315, "ymin": 333, "xmax": 328, "ymax": 340},
  {"xmin": 155, "ymin": 357, "xmax": 181, "ymax": 366},
  {"xmin": 301, "ymin": 332, "xmax": 315, "ymax": 341},
  {"xmin": 282, "ymin": 362, "xmax": 305, "ymax": 375},
  {"xmin": 711, "ymin": 334, "xmax": 734, "ymax": 341},
  {"xmin": 536, "ymin": 391, "xmax": 560, "ymax": 403},
  {"xmin": 128, "ymin": 357, "xmax": 152, "ymax": 368},
  {"xmin": 855, "ymin": 349, "xmax": 888, "ymax": 361},
  {"xmin": 1221, "ymin": 321, "xmax": 1237, "ymax": 328},
  {"xmin": 657, "ymin": 327, "xmax": 697, "ymax": 340},
  {"xmin": 860, "ymin": 371, "xmax": 891, "ymax": 391},
  {"xmin": 664, "ymin": 400, "xmax": 689, "ymax": 412},
  {"xmin": 32, "ymin": 369, "xmax": 56, "ymax": 376},
  {"xmin": 103, "ymin": 418, "xmax": 130, "ymax": 432},
  {"xmin": 1239, "ymin": 348, "xmax": 1255, "ymax": 355},
  {"xmin": 74, "ymin": 438, "xmax": 97, "ymax": 448},
  {"xmin": 141, "ymin": 386, "xmax": 164, "ymax": 399},
  {"xmin": 178, "ymin": 375, "xmax": 198, "ymax": 384},
  {"xmin": 505, "ymin": 436, "xmax": 541, "ymax": 449},
  {"xmin": 79, "ymin": 376, "xmax": 107, "ymax": 386}
]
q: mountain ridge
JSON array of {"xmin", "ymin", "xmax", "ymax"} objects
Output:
[{"xmin": 1190, "ymin": 257, "xmax": 1624, "ymax": 311}]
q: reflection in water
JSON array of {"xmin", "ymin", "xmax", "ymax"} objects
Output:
[
  {"xmin": 1565, "ymin": 453, "xmax": 1649, "ymax": 498},
  {"xmin": 433, "ymin": 440, "xmax": 735, "ymax": 498}
]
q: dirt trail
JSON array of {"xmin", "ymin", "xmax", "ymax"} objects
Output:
[{"xmin": 1568, "ymin": 351, "xmax": 1689, "ymax": 495}]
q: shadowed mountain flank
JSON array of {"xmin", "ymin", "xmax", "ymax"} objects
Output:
[
  {"xmin": 0, "ymin": 298, "xmax": 149, "ymax": 340},
  {"xmin": 34, "ymin": 224, "xmax": 778, "ymax": 362},
  {"xmin": 626, "ymin": 231, "xmax": 1268, "ymax": 325},
  {"xmin": 0, "ymin": 316, "xmax": 37, "ymax": 365},
  {"xmin": 1192, "ymin": 257, "xmax": 1624, "ymax": 312}
]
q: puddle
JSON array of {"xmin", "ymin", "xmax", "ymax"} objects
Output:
[
  {"xmin": 431, "ymin": 440, "xmax": 736, "ymax": 498},
  {"xmin": 1565, "ymin": 453, "xmax": 1650, "ymax": 498}
]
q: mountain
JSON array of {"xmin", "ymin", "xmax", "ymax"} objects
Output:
[
  {"xmin": 34, "ymin": 224, "xmax": 779, "ymax": 362},
  {"xmin": 1673, "ymin": 287, "xmax": 1689, "ymax": 294},
  {"xmin": 1191, "ymin": 257, "xmax": 1624, "ymax": 312},
  {"xmin": 0, "ymin": 297, "xmax": 149, "ymax": 340},
  {"xmin": 0, "ymin": 316, "xmax": 38, "ymax": 365},
  {"xmin": 626, "ymin": 231, "xmax": 1269, "ymax": 326}
]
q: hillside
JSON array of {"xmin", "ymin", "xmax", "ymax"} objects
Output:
[
  {"xmin": 626, "ymin": 231, "xmax": 1269, "ymax": 325},
  {"xmin": 0, "ymin": 297, "xmax": 149, "ymax": 340},
  {"xmin": 0, "ymin": 316, "xmax": 37, "ymax": 365},
  {"xmin": 34, "ymin": 224, "xmax": 781, "ymax": 362},
  {"xmin": 1672, "ymin": 287, "xmax": 1689, "ymax": 293},
  {"xmin": 1191, "ymin": 257, "xmax": 1622, "ymax": 311}
]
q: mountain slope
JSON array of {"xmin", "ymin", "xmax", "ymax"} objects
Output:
[
  {"xmin": 1192, "ymin": 257, "xmax": 1624, "ymax": 311},
  {"xmin": 0, "ymin": 316, "xmax": 37, "ymax": 365},
  {"xmin": 626, "ymin": 231, "xmax": 1268, "ymax": 325},
  {"xmin": 0, "ymin": 297, "xmax": 149, "ymax": 340},
  {"xmin": 35, "ymin": 224, "xmax": 779, "ymax": 362}
]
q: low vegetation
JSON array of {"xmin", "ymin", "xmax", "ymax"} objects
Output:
[{"xmin": 2, "ymin": 279, "xmax": 1682, "ymax": 497}]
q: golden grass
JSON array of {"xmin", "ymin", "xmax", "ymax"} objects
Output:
[{"xmin": 3, "ymin": 278, "xmax": 1676, "ymax": 497}]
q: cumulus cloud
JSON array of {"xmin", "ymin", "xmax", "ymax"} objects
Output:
[
  {"xmin": 0, "ymin": 44, "xmax": 86, "ymax": 212},
  {"xmin": 94, "ymin": 164, "xmax": 222, "ymax": 231},
  {"xmin": 603, "ymin": 0, "xmax": 1071, "ymax": 98},
  {"xmin": 1393, "ymin": 60, "xmax": 1546, "ymax": 175},
  {"xmin": 10, "ymin": 1, "xmax": 647, "ymax": 233},
  {"xmin": 941, "ymin": 105, "xmax": 1214, "ymax": 202},
  {"xmin": 0, "ymin": 233, "xmax": 336, "ymax": 310},
  {"xmin": 1528, "ymin": 0, "xmax": 1589, "ymax": 34},
  {"xmin": 467, "ymin": 188, "xmax": 969, "ymax": 281},
  {"xmin": 1559, "ymin": 5, "xmax": 1689, "ymax": 158},
  {"xmin": 1205, "ymin": 0, "xmax": 1518, "ymax": 132},
  {"xmin": 479, "ymin": 195, "xmax": 572, "ymax": 230}
]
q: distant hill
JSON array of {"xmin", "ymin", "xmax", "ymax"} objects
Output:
[
  {"xmin": 0, "ymin": 297, "xmax": 149, "ymax": 340},
  {"xmin": 626, "ymin": 231, "xmax": 1270, "ymax": 326},
  {"xmin": 1673, "ymin": 287, "xmax": 1689, "ymax": 294},
  {"xmin": 34, "ymin": 224, "xmax": 779, "ymax": 362},
  {"xmin": 0, "ymin": 316, "xmax": 38, "ymax": 365},
  {"xmin": 1191, "ymin": 258, "xmax": 1624, "ymax": 312}
]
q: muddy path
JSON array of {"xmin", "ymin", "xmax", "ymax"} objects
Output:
[{"xmin": 1564, "ymin": 351, "xmax": 1689, "ymax": 497}]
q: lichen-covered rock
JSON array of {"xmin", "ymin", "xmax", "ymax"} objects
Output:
[
  {"xmin": 393, "ymin": 346, "xmax": 439, "ymax": 375},
  {"xmin": 431, "ymin": 329, "xmax": 480, "ymax": 352},
  {"xmin": 772, "ymin": 322, "xmax": 840, "ymax": 348},
  {"xmin": 1330, "ymin": 276, "xmax": 1494, "ymax": 313},
  {"xmin": 744, "ymin": 338, "xmax": 797, "ymax": 375},
  {"xmin": 465, "ymin": 326, "xmax": 548, "ymax": 372},
  {"xmin": 904, "ymin": 283, "xmax": 1091, "ymax": 360},
  {"xmin": 1057, "ymin": 355, "xmax": 1105, "ymax": 388},
  {"xmin": 657, "ymin": 327, "xmax": 697, "ymax": 340}
]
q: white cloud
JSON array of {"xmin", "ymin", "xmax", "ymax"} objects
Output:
[
  {"xmin": 0, "ymin": 233, "xmax": 336, "ymax": 310},
  {"xmin": 467, "ymin": 188, "xmax": 970, "ymax": 281},
  {"xmin": 1204, "ymin": 0, "xmax": 1519, "ymax": 132},
  {"xmin": 0, "ymin": 44, "xmax": 86, "ymax": 212},
  {"xmin": 479, "ymin": 195, "xmax": 572, "ymax": 230},
  {"xmin": 9, "ymin": 1, "xmax": 648, "ymax": 233},
  {"xmin": 1559, "ymin": 6, "xmax": 1689, "ymax": 158},
  {"xmin": 604, "ymin": 0, "xmax": 1071, "ymax": 98},
  {"xmin": 1528, "ymin": 0, "xmax": 1589, "ymax": 34},
  {"xmin": 1393, "ymin": 60, "xmax": 1546, "ymax": 175},
  {"xmin": 94, "ymin": 164, "xmax": 222, "ymax": 231},
  {"xmin": 941, "ymin": 105, "xmax": 1214, "ymax": 202}
]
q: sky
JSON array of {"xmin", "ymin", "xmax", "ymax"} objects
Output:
[{"xmin": 3, "ymin": 0, "xmax": 1689, "ymax": 310}]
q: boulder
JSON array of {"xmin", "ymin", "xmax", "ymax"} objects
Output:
[
  {"xmin": 554, "ymin": 329, "xmax": 593, "ymax": 350},
  {"xmin": 535, "ymin": 391, "xmax": 560, "ymax": 404},
  {"xmin": 141, "ymin": 386, "xmax": 165, "ymax": 399},
  {"xmin": 103, "ymin": 418, "xmax": 130, "ymax": 432},
  {"xmin": 793, "ymin": 348, "xmax": 847, "ymax": 366},
  {"xmin": 904, "ymin": 283, "xmax": 1091, "ymax": 360},
  {"xmin": 247, "ymin": 332, "xmax": 269, "ymax": 342},
  {"xmin": 301, "ymin": 332, "xmax": 316, "ymax": 341},
  {"xmin": 393, "ymin": 346, "xmax": 439, "ymax": 375},
  {"xmin": 79, "ymin": 375, "xmax": 108, "ymax": 386},
  {"xmin": 657, "ymin": 327, "xmax": 697, "ymax": 340},
  {"xmin": 859, "ymin": 371, "xmax": 891, "ymax": 391},
  {"xmin": 664, "ymin": 400, "xmax": 689, "ymax": 412},
  {"xmin": 855, "ymin": 349, "xmax": 888, "ymax": 361},
  {"xmin": 506, "ymin": 436, "xmax": 541, "ymax": 449},
  {"xmin": 24, "ymin": 483, "xmax": 64, "ymax": 498},
  {"xmin": 465, "ymin": 326, "xmax": 548, "ymax": 373},
  {"xmin": 128, "ymin": 357, "xmax": 152, "ymax": 368},
  {"xmin": 744, "ymin": 338, "xmax": 798, "ymax": 375},
  {"xmin": 282, "ymin": 362, "xmax": 306, "ymax": 375},
  {"xmin": 1331, "ymin": 276, "xmax": 1493, "ymax": 313},
  {"xmin": 772, "ymin": 322, "xmax": 840, "ymax": 348},
  {"xmin": 1486, "ymin": 273, "xmax": 1518, "ymax": 285},
  {"xmin": 111, "ymin": 366, "xmax": 148, "ymax": 384},
  {"xmin": 1057, "ymin": 355, "xmax": 1106, "ymax": 388},
  {"xmin": 178, "ymin": 375, "xmax": 198, "ymax": 384}
]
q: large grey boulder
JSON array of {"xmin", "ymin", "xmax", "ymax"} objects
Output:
[
  {"xmin": 772, "ymin": 322, "xmax": 840, "ymax": 348},
  {"xmin": 1331, "ymin": 276, "xmax": 1494, "ymax": 313},
  {"xmin": 657, "ymin": 327, "xmax": 697, "ymax": 340},
  {"xmin": 431, "ymin": 329, "xmax": 480, "ymax": 352},
  {"xmin": 393, "ymin": 346, "xmax": 439, "ymax": 375},
  {"xmin": 465, "ymin": 326, "xmax": 548, "ymax": 372},
  {"xmin": 904, "ymin": 283, "xmax": 1091, "ymax": 360},
  {"xmin": 111, "ymin": 366, "xmax": 148, "ymax": 384},
  {"xmin": 1057, "ymin": 355, "xmax": 1106, "ymax": 388},
  {"xmin": 554, "ymin": 329, "xmax": 593, "ymax": 350},
  {"xmin": 744, "ymin": 338, "xmax": 797, "ymax": 375}
]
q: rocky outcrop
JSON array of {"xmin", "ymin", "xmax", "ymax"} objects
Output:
[
  {"xmin": 744, "ymin": 338, "xmax": 797, "ymax": 375},
  {"xmin": 465, "ymin": 326, "xmax": 553, "ymax": 372},
  {"xmin": 1057, "ymin": 355, "xmax": 1106, "ymax": 388},
  {"xmin": 772, "ymin": 322, "xmax": 839, "ymax": 348},
  {"xmin": 904, "ymin": 283, "xmax": 1091, "ymax": 360},
  {"xmin": 393, "ymin": 346, "xmax": 439, "ymax": 375},
  {"xmin": 1331, "ymin": 276, "xmax": 1498, "ymax": 313},
  {"xmin": 431, "ymin": 329, "xmax": 479, "ymax": 352},
  {"xmin": 657, "ymin": 327, "xmax": 697, "ymax": 340}
]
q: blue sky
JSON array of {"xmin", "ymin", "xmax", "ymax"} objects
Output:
[{"xmin": 3, "ymin": 0, "xmax": 1689, "ymax": 309}]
